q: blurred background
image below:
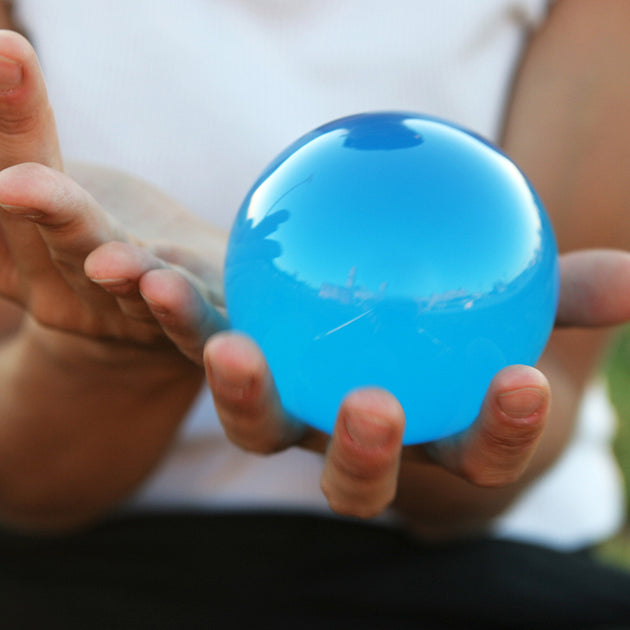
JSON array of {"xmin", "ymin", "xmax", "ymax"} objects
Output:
[{"xmin": 597, "ymin": 326, "xmax": 630, "ymax": 567}]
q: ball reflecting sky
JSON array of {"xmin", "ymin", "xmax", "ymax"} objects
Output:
[{"xmin": 224, "ymin": 112, "xmax": 559, "ymax": 444}]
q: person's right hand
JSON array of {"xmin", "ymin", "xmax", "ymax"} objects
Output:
[
  {"xmin": 0, "ymin": 30, "xmax": 227, "ymax": 357},
  {"xmin": 0, "ymin": 30, "xmax": 229, "ymax": 532}
]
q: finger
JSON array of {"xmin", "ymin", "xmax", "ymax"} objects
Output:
[
  {"xmin": 85, "ymin": 241, "xmax": 164, "ymax": 322},
  {"xmin": 204, "ymin": 332, "xmax": 320, "ymax": 452},
  {"xmin": 0, "ymin": 31, "xmax": 64, "ymax": 302},
  {"xmin": 557, "ymin": 249, "xmax": 630, "ymax": 327},
  {"xmin": 0, "ymin": 163, "xmax": 126, "ymax": 297},
  {"xmin": 88, "ymin": 239, "xmax": 228, "ymax": 360},
  {"xmin": 139, "ymin": 267, "xmax": 228, "ymax": 363},
  {"xmin": 0, "ymin": 30, "xmax": 61, "ymax": 169},
  {"xmin": 321, "ymin": 389, "xmax": 405, "ymax": 518},
  {"xmin": 151, "ymin": 241, "xmax": 225, "ymax": 312},
  {"xmin": 425, "ymin": 365, "xmax": 549, "ymax": 487}
]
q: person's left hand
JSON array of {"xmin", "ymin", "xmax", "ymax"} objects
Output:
[{"xmin": 85, "ymin": 236, "xmax": 630, "ymax": 520}]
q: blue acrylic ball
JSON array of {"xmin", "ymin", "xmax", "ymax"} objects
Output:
[{"xmin": 224, "ymin": 112, "xmax": 559, "ymax": 445}]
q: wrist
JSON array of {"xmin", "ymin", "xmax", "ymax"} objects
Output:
[{"xmin": 0, "ymin": 316, "xmax": 205, "ymax": 533}]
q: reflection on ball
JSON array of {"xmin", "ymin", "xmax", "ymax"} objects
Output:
[{"xmin": 224, "ymin": 112, "xmax": 559, "ymax": 444}]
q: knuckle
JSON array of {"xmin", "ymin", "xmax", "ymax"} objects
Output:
[
  {"xmin": 480, "ymin": 418, "xmax": 542, "ymax": 456},
  {"xmin": 0, "ymin": 94, "xmax": 54, "ymax": 134},
  {"xmin": 321, "ymin": 463, "xmax": 397, "ymax": 519},
  {"xmin": 329, "ymin": 453, "xmax": 387, "ymax": 487},
  {"xmin": 36, "ymin": 214, "xmax": 75, "ymax": 234},
  {"xmin": 0, "ymin": 108, "xmax": 41, "ymax": 137},
  {"xmin": 329, "ymin": 437, "xmax": 399, "ymax": 484},
  {"xmin": 219, "ymin": 409, "xmax": 288, "ymax": 456},
  {"xmin": 459, "ymin": 449, "xmax": 529, "ymax": 488},
  {"xmin": 461, "ymin": 464, "xmax": 517, "ymax": 488},
  {"xmin": 323, "ymin": 490, "xmax": 392, "ymax": 520}
]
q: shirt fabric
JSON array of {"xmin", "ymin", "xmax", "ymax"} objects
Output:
[{"xmin": 13, "ymin": 0, "xmax": 626, "ymax": 550}]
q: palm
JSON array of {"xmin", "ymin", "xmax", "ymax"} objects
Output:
[
  {"xmin": 0, "ymin": 29, "xmax": 226, "ymax": 353},
  {"xmin": 0, "ymin": 161, "xmax": 226, "ymax": 349}
]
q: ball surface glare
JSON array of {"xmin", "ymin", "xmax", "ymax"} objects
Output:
[{"xmin": 224, "ymin": 112, "xmax": 559, "ymax": 444}]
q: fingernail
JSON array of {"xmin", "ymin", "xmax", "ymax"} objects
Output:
[
  {"xmin": 344, "ymin": 412, "xmax": 392, "ymax": 449},
  {"xmin": 498, "ymin": 387, "xmax": 545, "ymax": 419},
  {"xmin": 0, "ymin": 55, "xmax": 22, "ymax": 91},
  {"xmin": 90, "ymin": 277, "xmax": 128, "ymax": 286}
]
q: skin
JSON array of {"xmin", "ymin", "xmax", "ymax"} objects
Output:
[
  {"xmin": 0, "ymin": 1, "xmax": 628, "ymax": 536},
  {"xmin": 0, "ymin": 18, "xmax": 224, "ymax": 530}
]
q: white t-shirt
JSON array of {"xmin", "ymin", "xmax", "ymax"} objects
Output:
[{"xmin": 14, "ymin": 0, "xmax": 626, "ymax": 549}]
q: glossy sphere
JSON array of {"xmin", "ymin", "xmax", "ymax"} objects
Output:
[{"xmin": 224, "ymin": 112, "xmax": 559, "ymax": 444}]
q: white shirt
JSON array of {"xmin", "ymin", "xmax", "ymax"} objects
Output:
[{"xmin": 14, "ymin": 0, "xmax": 626, "ymax": 549}]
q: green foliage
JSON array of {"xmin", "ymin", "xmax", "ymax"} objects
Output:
[
  {"xmin": 597, "ymin": 530, "xmax": 630, "ymax": 570},
  {"xmin": 604, "ymin": 326, "xmax": 630, "ymax": 515},
  {"xmin": 598, "ymin": 326, "xmax": 630, "ymax": 567}
]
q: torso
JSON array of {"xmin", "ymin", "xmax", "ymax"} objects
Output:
[{"xmin": 14, "ymin": 1, "xmax": 623, "ymax": 550}]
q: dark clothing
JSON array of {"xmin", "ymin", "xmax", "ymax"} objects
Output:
[{"xmin": 1, "ymin": 512, "xmax": 629, "ymax": 629}]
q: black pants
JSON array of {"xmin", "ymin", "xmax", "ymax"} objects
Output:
[{"xmin": 1, "ymin": 512, "xmax": 629, "ymax": 629}]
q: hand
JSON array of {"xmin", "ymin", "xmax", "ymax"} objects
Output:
[
  {"xmin": 84, "ymin": 236, "xmax": 551, "ymax": 517},
  {"xmin": 0, "ymin": 31, "xmax": 226, "ymax": 358},
  {"xmin": 87, "ymin": 195, "xmax": 630, "ymax": 520},
  {"xmin": 0, "ymin": 31, "xmax": 229, "ymax": 530}
]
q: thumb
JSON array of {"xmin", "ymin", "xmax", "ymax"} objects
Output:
[
  {"xmin": 556, "ymin": 249, "xmax": 630, "ymax": 328},
  {"xmin": 0, "ymin": 29, "xmax": 61, "ymax": 170},
  {"xmin": 426, "ymin": 365, "xmax": 550, "ymax": 487}
]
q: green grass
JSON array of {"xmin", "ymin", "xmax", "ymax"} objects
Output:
[
  {"xmin": 596, "ymin": 529, "xmax": 630, "ymax": 569},
  {"xmin": 596, "ymin": 325, "xmax": 630, "ymax": 568}
]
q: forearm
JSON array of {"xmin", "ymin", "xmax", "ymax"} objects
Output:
[
  {"xmin": 394, "ymin": 0, "xmax": 630, "ymax": 538},
  {"xmin": 0, "ymin": 318, "xmax": 203, "ymax": 533}
]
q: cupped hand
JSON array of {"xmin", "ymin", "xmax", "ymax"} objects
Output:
[
  {"xmin": 85, "ymin": 244, "xmax": 552, "ymax": 517},
  {"xmin": 89, "ymin": 185, "xmax": 630, "ymax": 518},
  {"xmin": 0, "ymin": 30, "xmax": 226, "ymax": 358},
  {"xmin": 0, "ymin": 31, "xmax": 234, "ymax": 530},
  {"xmin": 202, "ymin": 332, "xmax": 549, "ymax": 518}
]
